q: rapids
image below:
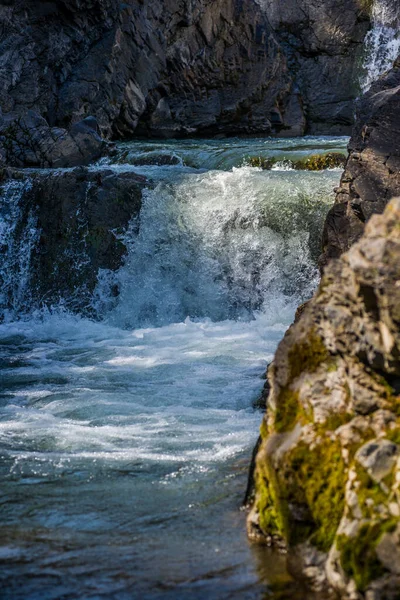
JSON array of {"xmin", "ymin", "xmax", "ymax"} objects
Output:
[{"xmin": 0, "ymin": 137, "xmax": 346, "ymax": 599}]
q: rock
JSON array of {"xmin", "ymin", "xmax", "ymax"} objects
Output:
[
  {"xmin": 256, "ymin": 0, "xmax": 371, "ymax": 134},
  {"xmin": 0, "ymin": 0, "xmax": 306, "ymax": 138},
  {"xmin": 320, "ymin": 56, "xmax": 400, "ymax": 269},
  {"xmin": 246, "ymin": 152, "xmax": 347, "ymax": 170},
  {"xmin": 0, "ymin": 0, "xmax": 371, "ymax": 139},
  {"xmin": 1, "ymin": 167, "xmax": 147, "ymax": 311},
  {"xmin": 248, "ymin": 198, "xmax": 400, "ymax": 599},
  {"xmin": 0, "ymin": 112, "xmax": 111, "ymax": 168}
]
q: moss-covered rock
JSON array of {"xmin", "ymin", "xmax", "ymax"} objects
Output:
[
  {"xmin": 246, "ymin": 152, "xmax": 346, "ymax": 171},
  {"xmin": 248, "ymin": 198, "xmax": 400, "ymax": 599}
]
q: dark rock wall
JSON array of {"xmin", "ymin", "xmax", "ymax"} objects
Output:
[
  {"xmin": 321, "ymin": 56, "xmax": 400, "ymax": 268},
  {"xmin": 0, "ymin": 0, "xmax": 371, "ymax": 138},
  {"xmin": 257, "ymin": 0, "xmax": 371, "ymax": 134},
  {"xmin": 0, "ymin": 0, "xmax": 302, "ymax": 137}
]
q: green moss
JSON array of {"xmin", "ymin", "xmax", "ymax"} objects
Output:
[
  {"xmin": 318, "ymin": 411, "xmax": 353, "ymax": 432},
  {"xmin": 246, "ymin": 156, "xmax": 275, "ymax": 169},
  {"xmin": 246, "ymin": 153, "xmax": 346, "ymax": 171},
  {"xmin": 386, "ymin": 424, "xmax": 400, "ymax": 446},
  {"xmin": 282, "ymin": 439, "xmax": 346, "ymax": 551},
  {"xmin": 288, "ymin": 330, "xmax": 329, "ymax": 381},
  {"xmin": 356, "ymin": 465, "xmax": 390, "ymax": 519},
  {"xmin": 337, "ymin": 519, "xmax": 398, "ymax": 592},
  {"xmin": 293, "ymin": 153, "xmax": 346, "ymax": 171},
  {"xmin": 274, "ymin": 389, "xmax": 302, "ymax": 433},
  {"xmin": 256, "ymin": 453, "xmax": 289, "ymax": 539},
  {"xmin": 260, "ymin": 417, "xmax": 269, "ymax": 440}
]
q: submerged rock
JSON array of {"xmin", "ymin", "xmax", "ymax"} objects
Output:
[
  {"xmin": 247, "ymin": 152, "xmax": 347, "ymax": 171},
  {"xmin": 248, "ymin": 199, "xmax": 400, "ymax": 598}
]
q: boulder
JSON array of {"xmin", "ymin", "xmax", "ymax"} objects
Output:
[
  {"xmin": 248, "ymin": 198, "xmax": 400, "ymax": 599},
  {"xmin": 0, "ymin": 112, "xmax": 111, "ymax": 168},
  {"xmin": 1, "ymin": 166, "xmax": 147, "ymax": 312}
]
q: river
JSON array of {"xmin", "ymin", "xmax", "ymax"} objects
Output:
[{"xmin": 0, "ymin": 136, "xmax": 346, "ymax": 599}]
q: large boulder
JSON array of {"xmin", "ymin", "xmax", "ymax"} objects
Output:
[
  {"xmin": 0, "ymin": 167, "xmax": 147, "ymax": 313},
  {"xmin": 320, "ymin": 56, "xmax": 400, "ymax": 268},
  {"xmin": 248, "ymin": 198, "xmax": 400, "ymax": 599},
  {"xmin": 0, "ymin": 112, "xmax": 112, "ymax": 168}
]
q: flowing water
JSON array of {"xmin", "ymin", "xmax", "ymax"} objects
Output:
[
  {"xmin": 362, "ymin": 0, "xmax": 400, "ymax": 91},
  {"xmin": 0, "ymin": 137, "xmax": 347, "ymax": 599}
]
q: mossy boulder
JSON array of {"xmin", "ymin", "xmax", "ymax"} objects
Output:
[
  {"xmin": 248, "ymin": 199, "xmax": 400, "ymax": 599},
  {"xmin": 246, "ymin": 152, "xmax": 346, "ymax": 171}
]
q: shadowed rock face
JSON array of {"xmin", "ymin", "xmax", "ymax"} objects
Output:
[
  {"xmin": 0, "ymin": 0, "xmax": 304, "ymax": 138},
  {"xmin": 256, "ymin": 0, "xmax": 371, "ymax": 134},
  {"xmin": 1, "ymin": 167, "xmax": 147, "ymax": 311},
  {"xmin": 321, "ymin": 56, "xmax": 400, "ymax": 269},
  {"xmin": 0, "ymin": 0, "xmax": 371, "ymax": 138}
]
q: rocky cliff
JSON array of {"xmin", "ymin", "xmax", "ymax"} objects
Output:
[
  {"xmin": 0, "ymin": 0, "xmax": 371, "ymax": 139},
  {"xmin": 321, "ymin": 56, "xmax": 400, "ymax": 269},
  {"xmin": 248, "ymin": 58, "xmax": 400, "ymax": 600},
  {"xmin": 257, "ymin": 0, "xmax": 371, "ymax": 134}
]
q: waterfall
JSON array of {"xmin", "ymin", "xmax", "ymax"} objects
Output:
[
  {"xmin": 362, "ymin": 0, "xmax": 400, "ymax": 91},
  {"xmin": 0, "ymin": 178, "xmax": 38, "ymax": 322}
]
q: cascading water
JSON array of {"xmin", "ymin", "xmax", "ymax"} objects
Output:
[
  {"xmin": 0, "ymin": 137, "xmax": 346, "ymax": 600},
  {"xmin": 362, "ymin": 0, "xmax": 400, "ymax": 91},
  {"xmin": 0, "ymin": 179, "xmax": 38, "ymax": 322}
]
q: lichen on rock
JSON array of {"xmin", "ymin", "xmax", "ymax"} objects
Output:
[{"xmin": 248, "ymin": 198, "xmax": 400, "ymax": 599}]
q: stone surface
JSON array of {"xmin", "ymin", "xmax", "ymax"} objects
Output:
[
  {"xmin": 0, "ymin": 0, "xmax": 371, "ymax": 139},
  {"xmin": 248, "ymin": 198, "xmax": 400, "ymax": 599},
  {"xmin": 1, "ymin": 166, "xmax": 147, "ymax": 311},
  {"xmin": 256, "ymin": 0, "xmax": 371, "ymax": 134},
  {"xmin": 0, "ymin": 111, "xmax": 111, "ymax": 168},
  {"xmin": 320, "ymin": 56, "xmax": 400, "ymax": 269}
]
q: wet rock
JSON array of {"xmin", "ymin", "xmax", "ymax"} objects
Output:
[
  {"xmin": 320, "ymin": 56, "xmax": 400, "ymax": 269},
  {"xmin": 0, "ymin": 112, "xmax": 111, "ymax": 168},
  {"xmin": 2, "ymin": 167, "xmax": 147, "ymax": 311},
  {"xmin": 248, "ymin": 198, "xmax": 400, "ymax": 599}
]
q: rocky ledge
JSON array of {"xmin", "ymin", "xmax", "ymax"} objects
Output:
[
  {"xmin": 248, "ymin": 57, "xmax": 400, "ymax": 600},
  {"xmin": 248, "ymin": 198, "xmax": 400, "ymax": 600},
  {"xmin": 1, "ymin": 166, "xmax": 147, "ymax": 313},
  {"xmin": 321, "ymin": 57, "xmax": 400, "ymax": 270}
]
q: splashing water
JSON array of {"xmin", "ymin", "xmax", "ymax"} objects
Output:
[
  {"xmin": 0, "ymin": 137, "xmax": 346, "ymax": 599},
  {"xmin": 362, "ymin": 0, "xmax": 400, "ymax": 91}
]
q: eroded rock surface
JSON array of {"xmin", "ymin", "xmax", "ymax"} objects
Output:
[
  {"xmin": 1, "ymin": 167, "xmax": 147, "ymax": 311},
  {"xmin": 0, "ymin": 112, "xmax": 112, "ymax": 168},
  {"xmin": 256, "ymin": 0, "xmax": 371, "ymax": 134},
  {"xmin": 0, "ymin": 0, "xmax": 371, "ymax": 139},
  {"xmin": 321, "ymin": 57, "xmax": 400, "ymax": 269},
  {"xmin": 248, "ymin": 199, "xmax": 400, "ymax": 599},
  {"xmin": 0, "ymin": 0, "xmax": 303, "ymax": 138}
]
